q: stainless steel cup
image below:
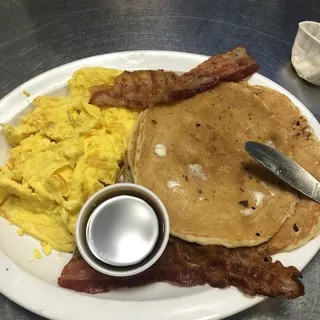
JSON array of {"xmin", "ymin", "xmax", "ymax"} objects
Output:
[{"xmin": 76, "ymin": 183, "xmax": 170, "ymax": 277}]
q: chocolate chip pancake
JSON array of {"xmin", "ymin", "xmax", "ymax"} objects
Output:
[
  {"xmin": 243, "ymin": 85, "xmax": 320, "ymax": 254},
  {"xmin": 128, "ymin": 82, "xmax": 298, "ymax": 247}
]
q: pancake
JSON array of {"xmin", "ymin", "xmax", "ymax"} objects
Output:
[
  {"xmin": 243, "ymin": 85, "xmax": 320, "ymax": 254},
  {"xmin": 260, "ymin": 197, "xmax": 320, "ymax": 255},
  {"xmin": 128, "ymin": 82, "xmax": 298, "ymax": 247},
  {"xmin": 242, "ymin": 84, "xmax": 315, "ymax": 141}
]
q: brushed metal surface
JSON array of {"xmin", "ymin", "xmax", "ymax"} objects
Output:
[
  {"xmin": 245, "ymin": 141, "xmax": 320, "ymax": 203},
  {"xmin": 0, "ymin": 0, "xmax": 319, "ymax": 319}
]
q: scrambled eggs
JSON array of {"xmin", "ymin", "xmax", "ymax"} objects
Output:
[{"xmin": 0, "ymin": 67, "xmax": 139, "ymax": 253}]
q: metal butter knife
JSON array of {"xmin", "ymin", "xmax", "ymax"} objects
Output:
[{"xmin": 244, "ymin": 141, "xmax": 320, "ymax": 204}]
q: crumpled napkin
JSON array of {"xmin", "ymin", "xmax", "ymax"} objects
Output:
[{"xmin": 291, "ymin": 21, "xmax": 320, "ymax": 85}]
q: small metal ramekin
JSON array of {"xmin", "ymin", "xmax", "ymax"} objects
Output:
[{"xmin": 76, "ymin": 183, "xmax": 170, "ymax": 277}]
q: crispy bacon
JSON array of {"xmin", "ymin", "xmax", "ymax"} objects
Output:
[
  {"xmin": 89, "ymin": 46, "xmax": 259, "ymax": 109},
  {"xmin": 58, "ymin": 236, "xmax": 304, "ymax": 299}
]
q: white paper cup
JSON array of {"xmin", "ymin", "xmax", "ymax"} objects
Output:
[{"xmin": 292, "ymin": 21, "xmax": 320, "ymax": 85}]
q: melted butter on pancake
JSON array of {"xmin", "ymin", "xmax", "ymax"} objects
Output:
[
  {"xmin": 167, "ymin": 180, "xmax": 182, "ymax": 191},
  {"xmin": 253, "ymin": 191, "xmax": 265, "ymax": 206},
  {"xmin": 241, "ymin": 191, "xmax": 264, "ymax": 215},
  {"xmin": 154, "ymin": 144, "xmax": 167, "ymax": 157},
  {"xmin": 188, "ymin": 164, "xmax": 208, "ymax": 181}
]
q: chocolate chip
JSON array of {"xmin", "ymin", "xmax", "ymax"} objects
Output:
[
  {"xmin": 293, "ymin": 224, "xmax": 299, "ymax": 232},
  {"xmin": 199, "ymin": 190, "xmax": 202, "ymax": 194},
  {"xmin": 296, "ymin": 133, "xmax": 300, "ymax": 136},
  {"xmin": 196, "ymin": 123, "xmax": 201, "ymax": 127},
  {"xmin": 263, "ymin": 257, "xmax": 269, "ymax": 262},
  {"xmin": 239, "ymin": 200, "xmax": 249, "ymax": 207},
  {"xmin": 249, "ymin": 176, "xmax": 253, "ymax": 179},
  {"xmin": 252, "ymin": 207, "xmax": 256, "ymax": 210},
  {"xmin": 185, "ymin": 176, "xmax": 188, "ymax": 181},
  {"xmin": 151, "ymin": 119, "xmax": 157, "ymax": 124},
  {"xmin": 256, "ymin": 233, "xmax": 260, "ymax": 236},
  {"xmin": 296, "ymin": 121, "xmax": 300, "ymax": 126}
]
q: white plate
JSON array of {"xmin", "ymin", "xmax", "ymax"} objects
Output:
[{"xmin": 0, "ymin": 51, "xmax": 319, "ymax": 320}]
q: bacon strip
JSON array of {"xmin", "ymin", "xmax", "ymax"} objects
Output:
[
  {"xmin": 89, "ymin": 46, "xmax": 259, "ymax": 109},
  {"xmin": 58, "ymin": 237, "xmax": 304, "ymax": 299}
]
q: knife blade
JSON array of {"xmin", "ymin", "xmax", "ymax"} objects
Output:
[{"xmin": 244, "ymin": 141, "xmax": 320, "ymax": 204}]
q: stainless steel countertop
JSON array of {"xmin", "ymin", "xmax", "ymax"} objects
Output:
[{"xmin": 0, "ymin": 0, "xmax": 319, "ymax": 319}]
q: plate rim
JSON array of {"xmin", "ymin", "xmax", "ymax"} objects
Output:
[{"xmin": 0, "ymin": 50, "xmax": 319, "ymax": 320}]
